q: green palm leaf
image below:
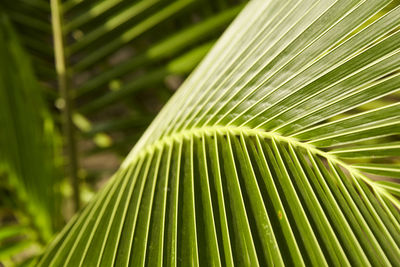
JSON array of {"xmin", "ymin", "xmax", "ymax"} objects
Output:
[
  {"xmin": 0, "ymin": 13, "xmax": 62, "ymax": 265},
  {"xmin": 38, "ymin": 0, "xmax": 400, "ymax": 265}
]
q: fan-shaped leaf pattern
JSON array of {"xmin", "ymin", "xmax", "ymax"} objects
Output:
[{"xmin": 39, "ymin": 0, "xmax": 400, "ymax": 266}]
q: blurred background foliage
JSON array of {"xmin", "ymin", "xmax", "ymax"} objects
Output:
[
  {"xmin": 0, "ymin": 14, "xmax": 61, "ymax": 266},
  {"xmin": 0, "ymin": 0, "xmax": 246, "ymax": 265}
]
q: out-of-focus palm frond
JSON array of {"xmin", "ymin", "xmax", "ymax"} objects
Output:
[{"xmin": 0, "ymin": 13, "xmax": 62, "ymax": 266}]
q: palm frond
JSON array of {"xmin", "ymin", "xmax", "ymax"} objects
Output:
[
  {"xmin": 0, "ymin": 13, "xmax": 62, "ymax": 265},
  {"xmin": 38, "ymin": 0, "xmax": 400, "ymax": 266}
]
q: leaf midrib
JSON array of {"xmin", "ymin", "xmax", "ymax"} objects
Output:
[
  {"xmin": 122, "ymin": 125, "xmax": 400, "ymax": 210},
  {"xmin": 123, "ymin": 126, "xmax": 359, "ymax": 176}
]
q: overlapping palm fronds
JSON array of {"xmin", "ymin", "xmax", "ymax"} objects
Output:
[{"xmin": 2, "ymin": 0, "xmax": 246, "ymax": 211}]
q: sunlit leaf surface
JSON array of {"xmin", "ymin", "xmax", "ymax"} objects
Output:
[{"xmin": 39, "ymin": 0, "xmax": 400, "ymax": 266}]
